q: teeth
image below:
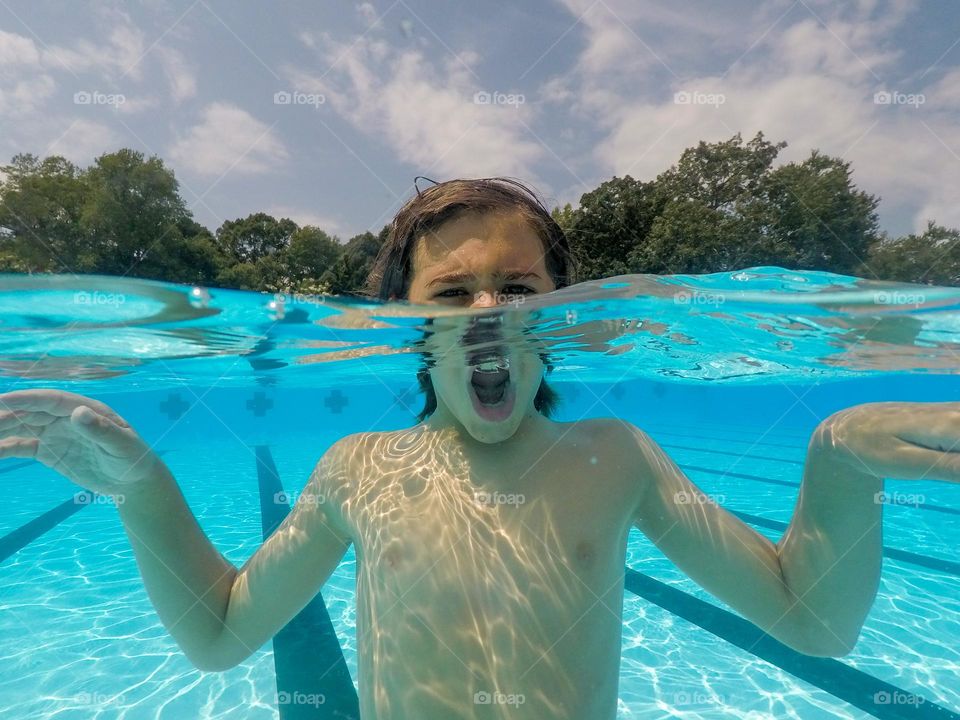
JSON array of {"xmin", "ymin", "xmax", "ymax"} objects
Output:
[{"xmin": 472, "ymin": 355, "xmax": 510, "ymax": 372}]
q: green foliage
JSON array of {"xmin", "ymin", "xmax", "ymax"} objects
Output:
[
  {"xmin": 0, "ymin": 154, "xmax": 88, "ymax": 272},
  {"xmin": 286, "ymin": 226, "xmax": 341, "ymax": 288},
  {"xmin": 762, "ymin": 151, "xmax": 879, "ymax": 274},
  {"xmin": 0, "ymin": 150, "xmax": 221, "ymax": 284},
  {"xmin": 563, "ymin": 132, "xmax": 885, "ymax": 280},
  {"xmin": 214, "ymin": 213, "xmax": 297, "ymax": 266},
  {"xmin": 550, "ymin": 203, "xmax": 575, "ymax": 234},
  {"xmin": 566, "ymin": 176, "xmax": 663, "ymax": 280},
  {"xmin": 860, "ymin": 223, "xmax": 960, "ymax": 286},
  {"xmin": 0, "ymin": 140, "xmax": 955, "ymax": 291},
  {"xmin": 81, "ymin": 149, "xmax": 200, "ymax": 280},
  {"xmin": 320, "ymin": 226, "xmax": 387, "ymax": 294}
]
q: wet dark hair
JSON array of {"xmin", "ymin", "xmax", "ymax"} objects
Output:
[{"xmin": 363, "ymin": 177, "xmax": 575, "ymax": 421}]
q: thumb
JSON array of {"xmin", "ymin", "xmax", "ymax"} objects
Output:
[{"xmin": 71, "ymin": 405, "xmax": 134, "ymax": 454}]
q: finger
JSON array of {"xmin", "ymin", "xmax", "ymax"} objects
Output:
[
  {"xmin": 0, "ymin": 410, "xmax": 56, "ymax": 435},
  {"xmin": 0, "ymin": 389, "xmax": 92, "ymax": 417},
  {"xmin": 0, "ymin": 436, "xmax": 39, "ymax": 460},
  {"xmin": 70, "ymin": 406, "xmax": 140, "ymax": 457},
  {"xmin": 0, "ymin": 390, "xmax": 129, "ymax": 428}
]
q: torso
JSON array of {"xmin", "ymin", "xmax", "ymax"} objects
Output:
[{"xmin": 331, "ymin": 417, "xmax": 643, "ymax": 719}]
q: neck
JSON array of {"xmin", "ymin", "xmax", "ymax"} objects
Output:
[{"xmin": 425, "ymin": 397, "xmax": 553, "ymax": 453}]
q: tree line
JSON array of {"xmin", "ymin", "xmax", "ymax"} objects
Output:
[{"xmin": 1, "ymin": 133, "xmax": 957, "ymax": 295}]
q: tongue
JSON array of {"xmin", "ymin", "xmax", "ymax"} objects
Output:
[{"xmin": 472, "ymin": 368, "xmax": 508, "ymax": 404}]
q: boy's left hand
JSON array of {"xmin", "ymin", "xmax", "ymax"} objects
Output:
[{"xmin": 813, "ymin": 401, "xmax": 960, "ymax": 483}]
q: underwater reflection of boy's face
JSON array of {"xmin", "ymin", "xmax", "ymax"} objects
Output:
[{"xmin": 406, "ymin": 210, "xmax": 556, "ymax": 444}]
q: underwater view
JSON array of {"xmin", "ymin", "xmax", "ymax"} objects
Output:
[{"xmin": 1, "ymin": 268, "xmax": 958, "ymax": 719}]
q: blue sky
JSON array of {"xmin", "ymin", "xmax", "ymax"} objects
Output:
[{"xmin": 1, "ymin": 0, "xmax": 958, "ymax": 241}]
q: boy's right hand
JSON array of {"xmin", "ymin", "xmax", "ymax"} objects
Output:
[{"xmin": 0, "ymin": 389, "xmax": 167, "ymax": 495}]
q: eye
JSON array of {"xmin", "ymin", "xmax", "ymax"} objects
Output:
[
  {"xmin": 434, "ymin": 288, "xmax": 467, "ymax": 298},
  {"xmin": 503, "ymin": 285, "xmax": 535, "ymax": 295}
]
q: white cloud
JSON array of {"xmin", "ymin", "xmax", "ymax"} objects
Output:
[
  {"xmin": 42, "ymin": 22, "xmax": 146, "ymax": 80},
  {"xmin": 157, "ymin": 47, "xmax": 196, "ymax": 103},
  {"xmin": 266, "ymin": 205, "xmax": 349, "ymax": 238},
  {"xmin": 551, "ymin": 0, "xmax": 960, "ymax": 232},
  {"xmin": 169, "ymin": 102, "xmax": 288, "ymax": 177},
  {"xmin": 44, "ymin": 119, "xmax": 120, "ymax": 163},
  {"xmin": 0, "ymin": 29, "xmax": 41, "ymax": 66},
  {"xmin": 286, "ymin": 34, "xmax": 545, "ymax": 179},
  {"xmin": 928, "ymin": 68, "xmax": 960, "ymax": 110},
  {"xmin": 356, "ymin": 2, "xmax": 378, "ymax": 26}
]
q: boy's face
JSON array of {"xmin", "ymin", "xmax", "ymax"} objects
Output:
[{"xmin": 407, "ymin": 210, "xmax": 556, "ymax": 444}]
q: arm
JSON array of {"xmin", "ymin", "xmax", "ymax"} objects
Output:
[
  {"xmin": 628, "ymin": 424, "xmax": 878, "ymax": 657},
  {"xmin": 0, "ymin": 390, "xmax": 353, "ymax": 672},
  {"xmin": 118, "ymin": 445, "xmax": 353, "ymax": 671}
]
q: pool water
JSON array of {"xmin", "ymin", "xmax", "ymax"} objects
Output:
[{"xmin": 0, "ymin": 269, "xmax": 958, "ymax": 719}]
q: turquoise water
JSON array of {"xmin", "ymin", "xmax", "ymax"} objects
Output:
[{"xmin": 0, "ymin": 269, "xmax": 959, "ymax": 719}]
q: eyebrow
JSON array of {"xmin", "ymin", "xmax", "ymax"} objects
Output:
[{"xmin": 426, "ymin": 271, "xmax": 543, "ymax": 288}]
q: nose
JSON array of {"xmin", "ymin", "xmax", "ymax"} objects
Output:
[{"xmin": 470, "ymin": 289, "xmax": 499, "ymax": 309}]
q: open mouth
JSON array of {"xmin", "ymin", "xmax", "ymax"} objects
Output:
[{"xmin": 466, "ymin": 349, "xmax": 515, "ymax": 420}]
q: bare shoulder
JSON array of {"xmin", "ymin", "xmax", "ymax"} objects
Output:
[
  {"xmin": 555, "ymin": 417, "xmax": 649, "ymax": 478},
  {"xmin": 563, "ymin": 417, "xmax": 656, "ymax": 505},
  {"xmin": 315, "ymin": 430, "xmax": 389, "ymax": 476},
  {"xmin": 314, "ymin": 428, "xmax": 418, "ymax": 483},
  {"xmin": 562, "ymin": 416, "xmax": 649, "ymax": 454}
]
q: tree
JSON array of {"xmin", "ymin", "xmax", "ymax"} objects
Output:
[
  {"xmin": 551, "ymin": 203, "xmax": 575, "ymax": 235},
  {"xmin": 0, "ymin": 154, "xmax": 88, "ymax": 272},
  {"xmin": 635, "ymin": 132, "xmax": 786, "ymax": 273},
  {"xmin": 166, "ymin": 220, "xmax": 224, "ymax": 285},
  {"xmin": 81, "ymin": 149, "xmax": 196, "ymax": 279},
  {"xmin": 565, "ymin": 176, "xmax": 664, "ymax": 281},
  {"xmin": 762, "ymin": 151, "xmax": 879, "ymax": 274},
  {"xmin": 215, "ymin": 213, "xmax": 297, "ymax": 265},
  {"xmin": 1, "ymin": 144, "xmax": 955, "ymax": 290},
  {"xmin": 285, "ymin": 226, "xmax": 341, "ymax": 288},
  {"xmin": 860, "ymin": 222, "xmax": 960, "ymax": 286},
  {"xmin": 322, "ymin": 225, "xmax": 387, "ymax": 294},
  {"xmin": 637, "ymin": 200, "xmax": 756, "ymax": 273},
  {"xmin": 574, "ymin": 132, "xmax": 880, "ymax": 277},
  {"xmin": 656, "ymin": 132, "xmax": 785, "ymax": 209}
]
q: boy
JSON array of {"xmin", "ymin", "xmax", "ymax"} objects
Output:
[{"xmin": 1, "ymin": 178, "xmax": 958, "ymax": 719}]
